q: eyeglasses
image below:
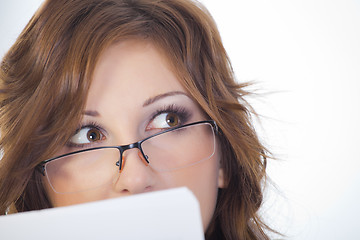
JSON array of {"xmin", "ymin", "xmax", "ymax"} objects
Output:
[{"xmin": 38, "ymin": 120, "xmax": 218, "ymax": 194}]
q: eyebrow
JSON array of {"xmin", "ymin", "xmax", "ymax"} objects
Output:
[
  {"xmin": 82, "ymin": 91, "xmax": 188, "ymax": 116},
  {"xmin": 142, "ymin": 91, "xmax": 188, "ymax": 107},
  {"xmin": 83, "ymin": 110, "xmax": 100, "ymax": 117}
]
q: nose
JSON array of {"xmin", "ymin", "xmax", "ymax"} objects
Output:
[{"xmin": 112, "ymin": 149, "xmax": 154, "ymax": 195}]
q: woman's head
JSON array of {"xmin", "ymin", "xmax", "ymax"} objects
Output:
[
  {"xmin": 43, "ymin": 39, "xmax": 225, "ymax": 231},
  {"xmin": 0, "ymin": 0, "xmax": 269, "ymax": 238}
]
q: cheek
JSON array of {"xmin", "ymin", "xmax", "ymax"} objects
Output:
[
  {"xmin": 44, "ymin": 178, "xmax": 110, "ymax": 207},
  {"xmin": 160, "ymin": 152, "xmax": 221, "ymax": 231}
]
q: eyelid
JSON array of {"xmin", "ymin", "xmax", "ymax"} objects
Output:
[
  {"xmin": 146, "ymin": 104, "xmax": 192, "ymax": 131},
  {"xmin": 149, "ymin": 104, "xmax": 190, "ymax": 121},
  {"xmin": 67, "ymin": 121, "xmax": 107, "ymax": 148},
  {"xmin": 74, "ymin": 120, "xmax": 107, "ymax": 133}
]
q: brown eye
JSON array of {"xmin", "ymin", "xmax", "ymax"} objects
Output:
[
  {"xmin": 87, "ymin": 128, "xmax": 102, "ymax": 142},
  {"xmin": 68, "ymin": 126, "xmax": 104, "ymax": 146},
  {"xmin": 147, "ymin": 112, "xmax": 181, "ymax": 130},
  {"xmin": 166, "ymin": 113, "xmax": 179, "ymax": 127}
]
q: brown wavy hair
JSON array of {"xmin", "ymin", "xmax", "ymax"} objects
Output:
[{"xmin": 0, "ymin": 0, "xmax": 273, "ymax": 239}]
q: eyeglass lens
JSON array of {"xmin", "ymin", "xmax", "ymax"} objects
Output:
[{"xmin": 44, "ymin": 122, "xmax": 215, "ymax": 193}]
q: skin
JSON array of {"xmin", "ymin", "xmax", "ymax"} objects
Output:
[{"xmin": 45, "ymin": 39, "xmax": 224, "ymax": 230}]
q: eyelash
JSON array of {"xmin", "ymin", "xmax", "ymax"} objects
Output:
[
  {"xmin": 66, "ymin": 121, "xmax": 105, "ymax": 148},
  {"xmin": 66, "ymin": 105, "xmax": 192, "ymax": 148},
  {"xmin": 149, "ymin": 104, "xmax": 192, "ymax": 127}
]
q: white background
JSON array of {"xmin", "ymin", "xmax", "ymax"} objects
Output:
[{"xmin": 1, "ymin": 0, "xmax": 359, "ymax": 239}]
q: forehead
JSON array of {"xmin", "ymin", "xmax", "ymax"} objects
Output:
[{"xmin": 85, "ymin": 39, "xmax": 187, "ymax": 111}]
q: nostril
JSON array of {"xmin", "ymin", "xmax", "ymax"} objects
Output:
[
  {"xmin": 121, "ymin": 189, "xmax": 130, "ymax": 194},
  {"xmin": 144, "ymin": 186, "xmax": 152, "ymax": 193}
]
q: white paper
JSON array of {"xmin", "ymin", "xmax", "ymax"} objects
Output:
[{"xmin": 0, "ymin": 187, "xmax": 204, "ymax": 240}]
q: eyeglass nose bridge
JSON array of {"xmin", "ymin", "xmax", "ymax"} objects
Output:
[{"xmin": 115, "ymin": 142, "xmax": 149, "ymax": 172}]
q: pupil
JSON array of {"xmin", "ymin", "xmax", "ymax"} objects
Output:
[
  {"xmin": 166, "ymin": 113, "xmax": 178, "ymax": 126},
  {"xmin": 87, "ymin": 130, "xmax": 99, "ymax": 141}
]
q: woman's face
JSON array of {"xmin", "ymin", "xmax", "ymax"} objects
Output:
[{"xmin": 45, "ymin": 40, "xmax": 224, "ymax": 230}]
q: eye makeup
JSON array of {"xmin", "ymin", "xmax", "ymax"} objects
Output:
[
  {"xmin": 66, "ymin": 102, "xmax": 195, "ymax": 149},
  {"xmin": 147, "ymin": 104, "xmax": 193, "ymax": 127},
  {"xmin": 66, "ymin": 121, "xmax": 107, "ymax": 149}
]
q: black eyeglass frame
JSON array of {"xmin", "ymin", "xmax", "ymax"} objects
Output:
[{"xmin": 37, "ymin": 120, "xmax": 218, "ymax": 175}]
